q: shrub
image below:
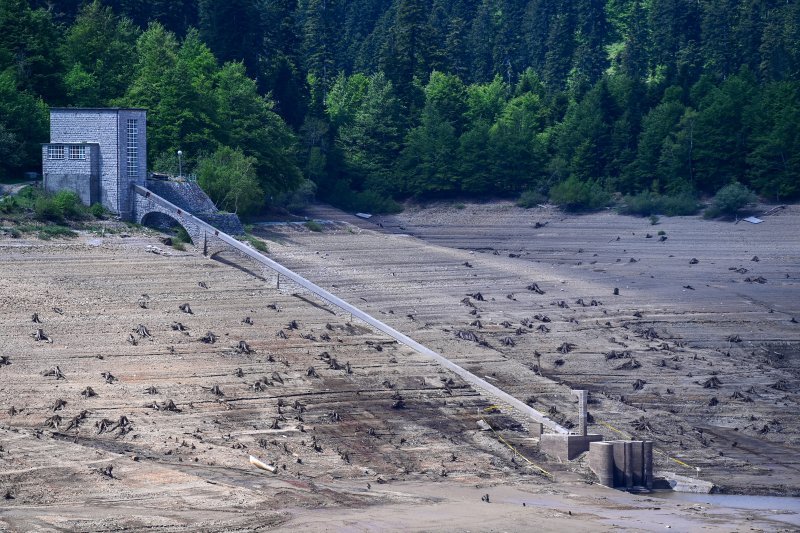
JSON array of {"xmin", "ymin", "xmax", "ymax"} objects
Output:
[
  {"xmin": 619, "ymin": 191, "xmax": 700, "ymax": 217},
  {"xmin": 174, "ymin": 226, "xmax": 192, "ymax": 244},
  {"xmin": 0, "ymin": 195, "xmax": 18, "ymax": 213},
  {"xmin": 454, "ymin": 203, "xmax": 466, "ymax": 210},
  {"xmin": 305, "ymin": 220, "xmax": 323, "ymax": 232},
  {"xmin": 351, "ymin": 190, "xmax": 402, "ymax": 214},
  {"xmin": 649, "ymin": 214, "xmax": 660, "ymax": 225},
  {"xmin": 704, "ymin": 182, "xmax": 757, "ymax": 219},
  {"xmin": 549, "ymin": 177, "xmax": 611, "ymax": 212},
  {"xmin": 34, "ymin": 196, "xmax": 64, "ymax": 222},
  {"xmin": 52, "ymin": 191, "xmax": 84, "ymax": 220},
  {"xmin": 516, "ymin": 189, "xmax": 547, "ymax": 208},
  {"xmin": 89, "ymin": 202, "xmax": 106, "ymax": 218},
  {"xmin": 275, "ymin": 179, "xmax": 317, "ymax": 212},
  {"xmin": 327, "ymin": 183, "xmax": 403, "ymax": 214},
  {"xmin": 660, "ymin": 193, "xmax": 701, "ymax": 216}
]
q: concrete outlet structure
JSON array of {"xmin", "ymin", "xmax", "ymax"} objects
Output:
[
  {"xmin": 539, "ymin": 390, "xmax": 603, "ymax": 461},
  {"xmin": 589, "ymin": 440, "xmax": 654, "ymax": 491}
]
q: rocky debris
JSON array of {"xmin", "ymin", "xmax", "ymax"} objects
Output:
[
  {"xmin": 527, "ymin": 283, "xmax": 545, "ymax": 294},
  {"xmin": 101, "ymin": 371, "xmax": 117, "ymax": 384},
  {"xmin": 632, "ymin": 379, "xmax": 647, "ymax": 391},
  {"xmin": 730, "ymin": 390, "xmax": 752, "ymax": 402},
  {"xmin": 242, "ymin": 316, "xmax": 254, "ymax": 325},
  {"xmin": 558, "ymin": 342, "xmax": 576, "ymax": 354},
  {"xmin": 615, "ymin": 359, "xmax": 641, "ymax": 370},
  {"xmin": 631, "ymin": 416, "xmax": 652, "ymax": 432},
  {"xmin": 307, "ymin": 366, "xmax": 319, "ymax": 378},
  {"xmin": 179, "ymin": 303, "xmax": 193, "ymax": 314},
  {"xmin": 744, "ymin": 276, "xmax": 767, "ymax": 284},
  {"xmin": 703, "ymin": 377, "xmax": 723, "ymax": 389},
  {"xmin": 81, "ymin": 386, "xmax": 97, "ymax": 398},
  {"xmin": 65, "ymin": 410, "xmax": 89, "ymax": 431},
  {"xmin": 468, "ymin": 292, "xmax": 485, "ymax": 301},
  {"xmin": 455, "ymin": 330, "xmax": 480, "ymax": 342},
  {"xmin": 134, "ymin": 324, "xmax": 152, "ymax": 338},
  {"xmin": 689, "ymin": 258, "xmax": 699, "ymax": 264},
  {"xmin": 171, "ymin": 322, "xmax": 189, "ymax": 332},
  {"xmin": 201, "ymin": 331, "xmax": 218, "ymax": 344},
  {"xmin": 44, "ymin": 414, "xmax": 62, "ymax": 429},
  {"xmin": 31, "ymin": 329, "xmax": 51, "ymax": 343},
  {"xmin": 42, "ymin": 366, "xmax": 65, "ymax": 380},
  {"xmin": 52, "ymin": 399, "xmax": 67, "ymax": 411},
  {"xmin": 31, "ymin": 312, "xmax": 41, "ymax": 323},
  {"xmin": 236, "ymin": 340, "xmax": 253, "ymax": 354}
]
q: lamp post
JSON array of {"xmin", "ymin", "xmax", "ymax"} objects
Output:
[{"xmin": 177, "ymin": 150, "xmax": 183, "ymax": 179}]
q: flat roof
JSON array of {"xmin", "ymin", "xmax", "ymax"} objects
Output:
[
  {"xmin": 50, "ymin": 107, "xmax": 147, "ymax": 112},
  {"xmin": 41, "ymin": 142, "xmax": 101, "ymax": 145}
]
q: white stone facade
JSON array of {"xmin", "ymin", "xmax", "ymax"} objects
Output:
[{"xmin": 44, "ymin": 108, "xmax": 147, "ymax": 219}]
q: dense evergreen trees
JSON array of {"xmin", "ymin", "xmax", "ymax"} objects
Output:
[{"xmin": 1, "ymin": 0, "xmax": 798, "ymax": 212}]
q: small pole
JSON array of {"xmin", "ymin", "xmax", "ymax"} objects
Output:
[
  {"xmin": 574, "ymin": 390, "xmax": 588, "ymax": 436},
  {"xmin": 177, "ymin": 150, "xmax": 183, "ymax": 179},
  {"xmin": 276, "ymin": 273, "xmax": 280, "ymax": 290}
]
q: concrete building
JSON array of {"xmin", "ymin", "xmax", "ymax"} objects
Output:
[{"xmin": 42, "ymin": 108, "xmax": 147, "ymax": 220}]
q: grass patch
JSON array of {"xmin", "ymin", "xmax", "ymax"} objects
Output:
[
  {"xmin": 454, "ymin": 203, "xmax": 466, "ymax": 210},
  {"xmin": 171, "ymin": 240, "xmax": 186, "ymax": 251},
  {"xmin": 304, "ymin": 220, "xmax": 324, "ymax": 232},
  {"xmin": 241, "ymin": 234, "xmax": 269, "ymax": 253},
  {"xmin": 38, "ymin": 225, "xmax": 78, "ymax": 240}
]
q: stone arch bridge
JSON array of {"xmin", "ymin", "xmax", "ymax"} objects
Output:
[{"xmin": 133, "ymin": 184, "xmax": 230, "ymax": 256}]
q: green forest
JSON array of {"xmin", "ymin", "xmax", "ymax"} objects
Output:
[{"xmin": 2, "ymin": 0, "xmax": 799, "ymax": 216}]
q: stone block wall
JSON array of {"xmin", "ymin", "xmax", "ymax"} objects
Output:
[
  {"xmin": 42, "ymin": 144, "xmax": 100, "ymax": 205},
  {"xmin": 145, "ymin": 180, "xmax": 218, "ymax": 213},
  {"xmin": 49, "ymin": 109, "xmax": 146, "ymax": 218}
]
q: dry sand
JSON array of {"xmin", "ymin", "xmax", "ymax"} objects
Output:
[{"xmin": 0, "ymin": 201, "xmax": 797, "ymax": 531}]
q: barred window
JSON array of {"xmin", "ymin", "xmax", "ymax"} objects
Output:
[
  {"xmin": 69, "ymin": 145, "xmax": 86, "ymax": 160},
  {"xmin": 126, "ymin": 119, "xmax": 138, "ymax": 179},
  {"xmin": 48, "ymin": 145, "xmax": 65, "ymax": 160}
]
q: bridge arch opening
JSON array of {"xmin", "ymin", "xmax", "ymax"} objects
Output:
[{"xmin": 140, "ymin": 211, "xmax": 194, "ymax": 244}]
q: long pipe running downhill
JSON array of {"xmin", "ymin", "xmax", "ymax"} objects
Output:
[{"xmin": 134, "ymin": 185, "xmax": 569, "ymax": 435}]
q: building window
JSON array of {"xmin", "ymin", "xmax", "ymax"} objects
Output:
[
  {"xmin": 126, "ymin": 119, "xmax": 138, "ymax": 179},
  {"xmin": 48, "ymin": 145, "xmax": 65, "ymax": 160},
  {"xmin": 69, "ymin": 145, "xmax": 86, "ymax": 160}
]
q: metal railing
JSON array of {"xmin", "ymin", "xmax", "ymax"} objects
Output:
[{"xmin": 133, "ymin": 184, "xmax": 569, "ymax": 434}]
